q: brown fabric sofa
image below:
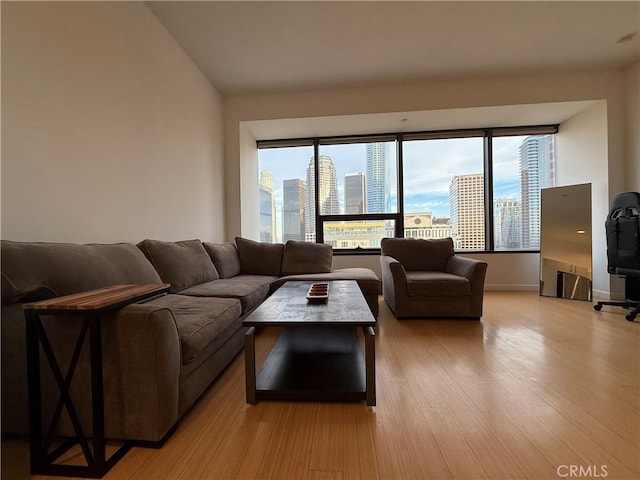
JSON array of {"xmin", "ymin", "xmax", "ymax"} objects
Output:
[
  {"xmin": 1, "ymin": 238, "xmax": 380, "ymax": 444},
  {"xmin": 380, "ymin": 237, "xmax": 487, "ymax": 319}
]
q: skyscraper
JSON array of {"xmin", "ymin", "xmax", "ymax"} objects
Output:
[
  {"xmin": 344, "ymin": 172, "xmax": 366, "ymax": 214},
  {"xmin": 282, "ymin": 178, "xmax": 306, "ymax": 241},
  {"xmin": 305, "ymin": 155, "xmax": 339, "ymax": 240},
  {"xmin": 450, "ymin": 173, "xmax": 484, "ymax": 250},
  {"xmin": 366, "ymin": 143, "xmax": 388, "ymax": 213},
  {"xmin": 259, "ymin": 170, "xmax": 276, "ymax": 242},
  {"xmin": 494, "ymin": 197, "xmax": 521, "ymax": 249},
  {"xmin": 519, "ymin": 135, "xmax": 555, "ymax": 248}
]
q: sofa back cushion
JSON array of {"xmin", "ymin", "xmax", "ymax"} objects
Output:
[
  {"xmin": 235, "ymin": 237, "xmax": 283, "ymax": 276},
  {"xmin": 280, "ymin": 241, "xmax": 333, "ymax": 276},
  {"xmin": 137, "ymin": 239, "xmax": 218, "ymax": 293},
  {"xmin": 1, "ymin": 240, "xmax": 162, "ymax": 303},
  {"xmin": 203, "ymin": 242, "xmax": 242, "ymax": 279},
  {"xmin": 380, "ymin": 237, "xmax": 454, "ymax": 272}
]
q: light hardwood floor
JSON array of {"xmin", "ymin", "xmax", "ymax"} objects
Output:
[{"xmin": 3, "ymin": 291, "xmax": 639, "ymax": 480}]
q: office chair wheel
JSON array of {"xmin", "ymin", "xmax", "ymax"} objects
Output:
[
  {"xmin": 625, "ymin": 313, "xmax": 637, "ymax": 321},
  {"xmin": 594, "ymin": 304, "xmax": 603, "ymax": 311}
]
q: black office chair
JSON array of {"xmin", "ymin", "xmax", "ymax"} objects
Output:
[{"xmin": 594, "ymin": 192, "xmax": 640, "ymax": 321}]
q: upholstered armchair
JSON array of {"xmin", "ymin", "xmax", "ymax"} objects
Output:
[{"xmin": 380, "ymin": 237, "xmax": 488, "ymax": 319}]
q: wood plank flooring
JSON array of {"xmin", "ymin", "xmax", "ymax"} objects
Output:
[{"xmin": 2, "ymin": 291, "xmax": 639, "ymax": 480}]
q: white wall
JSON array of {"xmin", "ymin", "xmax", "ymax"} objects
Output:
[
  {"xmin": 555, "ymin": 102, "xmax": 610, "ymax": 296},
  {"xmin": 1, "ymin": 2, "xmax": 226, "ymax": 243},
  {"xmin": 626, "ymin": 63, "xmax": 640, "ymax": 191},
  {"xmin": 239, "ymin": 124, "xmax": 260, "ymax": 241}
]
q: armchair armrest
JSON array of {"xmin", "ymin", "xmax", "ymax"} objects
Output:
[
  {"xmin": 380, "ymin": 255, "xmax": 410, "ymax": 313},
  {"xmin": 446, "ymin": 255, "xmax": 488, "ymax": 284},
  {"xmin": 446, "ymin": 256, "xmax": 488, "ymax": 317}
]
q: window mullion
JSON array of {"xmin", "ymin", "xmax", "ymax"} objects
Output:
[
  {"xmin": 313, "ymin": 139, "xmax": 322, "ymax": 244},
  {"xmin": 397, "ymin": 135, "xmax": 404, "ymax": 238},
  {"xmin": 484, "ymin": 131, "xmax": 494, "ymax": 251}
]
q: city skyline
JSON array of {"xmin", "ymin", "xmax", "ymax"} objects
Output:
[{"xmin": 258, "ymin": 135, "xmax": 554, "ymax": 247}]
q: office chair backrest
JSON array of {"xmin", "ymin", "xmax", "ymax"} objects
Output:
[{"xmin": 605, "ymin": 192, "xmax": 640, "ymax": 273}]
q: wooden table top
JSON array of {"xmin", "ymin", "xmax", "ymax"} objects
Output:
[
  {"xmin": 243, "ymin": 280, "xmax": 375, "ymax": 328},
  {"xmin": 23, "ymin": 284, "xmax": 170, "ymax": 312}
]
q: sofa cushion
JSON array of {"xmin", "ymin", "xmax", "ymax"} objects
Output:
[
  {"xmin": 405, "ymin": 271, "xmax": 471, "ymax": 297},
  {"xmin": 137, "ymin": 239, "xmax": 218, "ymax": 293},
  {"xmin": 203, "ymin": 242, "xmax": 241, "ymax": 279},
  {"xmin": 235, "ymin": 237, "xmax": 283, "ymax": 276},
  {"xmin": 179, "ymin": 274, "xmax": 276, "ymax": 314},
  {"xmin": 380, "ymin": 237, "xmax": 454, "ymax": 272},
  {"xmin": 147, "ymin": 294, "xmax": 242, "ymax": 364},
  {"xmin": 280, "ymin": 241, "xmax": 333, "ymax": 276},
  {"xmin": 1, "ymin": 240, "xmax": 162, "ymax": 303}
]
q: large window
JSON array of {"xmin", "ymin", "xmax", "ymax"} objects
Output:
[
  {"xmin": 257, "ymin": 144, "xmax": 314, "ymax": 243},
  {"xmin": 492, "ymin": 133, "xmax": 555, "ymax": 250},
  {"xmin": 257, "ymin": 126, "xmax": 557, "ymax": 252},
  {"xmin": 403, "ymin": 135, "xmax": 484, "ymax": 251},
  {"xmin": 317, "ymin": 139, "xmax": 398, "ymax": 249}
]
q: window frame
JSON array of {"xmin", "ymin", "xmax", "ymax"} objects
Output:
[{"xmin": 256, "ymin": 124, "xmax": 559, "ymax": 254}]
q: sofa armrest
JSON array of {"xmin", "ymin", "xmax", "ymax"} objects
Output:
[
  {"xmin": 103, "ymin": 302, "xmax": 181, "ymax": 443},
  {"xmin": 380, "ymin": 255, "xmax": 409, "ymax": 313}
]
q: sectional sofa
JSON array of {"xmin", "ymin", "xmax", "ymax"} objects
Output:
[{"xmin": 1, "ymin": 237, "xmax": 380, "ymax": 444}]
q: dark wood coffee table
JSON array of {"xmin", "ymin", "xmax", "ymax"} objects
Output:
[{"xmin": 242, "ymin": 280, "xmax": 376, "ymax": 406}]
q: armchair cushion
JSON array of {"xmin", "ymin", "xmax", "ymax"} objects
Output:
[
  {"xmin": 380, "ymin": 237, "xmax": 454, "ymax": 271},
  {"xmin": 405, "ymin": 271, "xmax": 471, "ymax": 297}
]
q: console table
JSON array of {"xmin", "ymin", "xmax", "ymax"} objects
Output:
[{"xmin": 24, "ymin": 283, "xmax": 170, "ymax": 478}]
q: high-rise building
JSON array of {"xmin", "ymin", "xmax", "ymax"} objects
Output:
[
  {"xmin": 450, "ymin": 173, "xmax": 484, "ymax": 250},
  {"xmin": 305, "ymin": 155, "xmax": 339, "ymax": 240},
  {"xmin": 282, "ymin": 178, "xmax": 306, "ymax": 242},
  {"xmin": 519, "ymin": 135, "xmax": 555, "ymax": 248},
  {"xmin": 344, "ymin": 172, "xmax": 366, "ymax": 214},
  {"xmin": 494, "ymin": 197, "xmax": 521, "ymax": 249},
  {"xmin": 259, "ymin": 185, "xmax": 273, "ymax": 242},
  {"xmin": 259, "ymin": 170, "xmax": 276, "ymax": 242},
  {"xmin": 366, "ymin": 143, "xmax": 388, "ymax": 213}
]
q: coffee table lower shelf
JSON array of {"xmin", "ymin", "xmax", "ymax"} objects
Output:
[{"xmin": 245, "ymin": 326, "xmax": 375, "ymax": 406}]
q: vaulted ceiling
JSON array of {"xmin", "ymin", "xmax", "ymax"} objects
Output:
[{"xmin": 147, "ymin": 1, "xmax": 639, "ymax": 97}]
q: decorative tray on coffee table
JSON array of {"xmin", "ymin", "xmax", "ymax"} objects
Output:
[{"xmin": 306, "ymin": 283, "xmax": 329, "ymax": 302}]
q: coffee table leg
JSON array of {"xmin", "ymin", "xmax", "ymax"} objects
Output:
[
  {"xmin": 244, "ymin": 327, "xmax": 256, "ymax": 404},
  {"xmin": 364, "ymin": 327, "xmax": 376, "ymax": 406}
]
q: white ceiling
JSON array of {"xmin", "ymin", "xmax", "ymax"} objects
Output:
[{"xmin": 147, "ymin": 1, "xmax": 640, "ymax": 97}]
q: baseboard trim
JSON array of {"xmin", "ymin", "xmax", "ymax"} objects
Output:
[
  {"xmin": 592, "ymin": 289, "xmax": 614, "ymax": 300},
  {"xmin": 485, "ymin": 284, "xmax": 538, "ymax": 291}
]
